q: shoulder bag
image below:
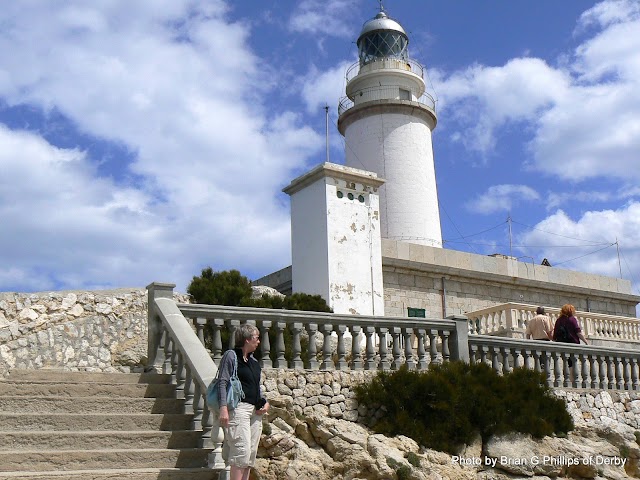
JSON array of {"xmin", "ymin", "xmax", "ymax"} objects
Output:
[{"xmin": 206, "ymin": 349, "xmax": 245, "ymax": 413}]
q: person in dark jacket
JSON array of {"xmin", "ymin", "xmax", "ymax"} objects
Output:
[{"xmin": 217, "ymin": 324, "xmax": 269, "ymax": 480}]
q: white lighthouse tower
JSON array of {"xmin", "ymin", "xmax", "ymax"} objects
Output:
[{"xmin": 338, "ymin": 7, "xmax": 442, "ymax": 248}]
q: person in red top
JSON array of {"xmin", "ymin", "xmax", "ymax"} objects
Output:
[
  {"xmin": 553, "ymin": 303, "xmax": 588, "ymax": 378},
  {"xmin": 552, "ymin": 304, "xmax": 588, "ymax": 345}
]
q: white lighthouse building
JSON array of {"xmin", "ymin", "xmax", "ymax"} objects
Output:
[
  {"xmin": 338, "ymin": 9, "xmax": 442, "ymax": 248},
  {"xmin": 257, "ymin": 7, "xmax": 640, "ymax": 322}
]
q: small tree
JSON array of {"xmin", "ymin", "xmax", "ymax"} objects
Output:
[{"xmin": 187, "ymin": 268, "xmax": 252, "ymax": 306}]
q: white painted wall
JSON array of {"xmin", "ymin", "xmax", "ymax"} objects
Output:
[
  {"xmin": 284, "ymin": 164, "xmax": 385, "ymax": 315},
  {"xmin": 344, "ymin": 112, "xmax": 442, "ymax": 248},
  {"xmin": 288, "ymin": 178, "xmax": 330, "ymax": 300}
]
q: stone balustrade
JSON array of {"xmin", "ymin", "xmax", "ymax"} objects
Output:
[
  {"xmin": 178, "ymin": 303, "xmax": 470, "ymax": 371},
  {"xmin": 466, "ymin": 302, "xmax": 640, "ymax": 345},
  {"xmin": 469, "ymin": 335, "xmax": 640, "ymax": 390}
]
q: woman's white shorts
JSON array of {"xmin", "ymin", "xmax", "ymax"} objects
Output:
[{"xmin": 222, "ymin": 402, "xmax": 263, "ymax": 468}]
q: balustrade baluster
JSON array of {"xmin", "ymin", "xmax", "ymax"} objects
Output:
[
  {"xmin": 511, "ymin": 347, "xmax": 523, "ymax": 369},
  {"xmin": 192, "ymin": 383, "xmax": 203, "ymax": 431},
  {"xmin": 599, "ymin": 355, "xmax": 608, "ymax": 389},
  {"xmin": 378, "ymin": 327, "xmax": 390, "ymax": 370},
  {"xmin": 491, "ymin": 346, "xmax": 500, "ymax": 374},
  {"xmin": 391, "ymin": 328, "xmax": 402, "ymax": 370},
  {"xmin": 175, "ymin": 351, "xmax": 186, "ymax": 399},
  {"xmin": 467, "ymin": 319, "xmax": 475, "ymax": 335},
  {"xmin": 403, "ymin": 328, "xmax": 415, "ymax": 370},
  {"xmin": 542, "ymin": 352, "xmax": 553, "ymax": 387},
  {"xmin": 162, "ymin": 332, "xmax": 173, "ymax": 377},
  {"xmin": 532, "ymin": 349, "xmax": 541, "ymax": 372},
  {"xmin": 195, "ymin": 317, "xmax": 206, "ymax": 346},
  {"xmin": 607, "ymin": 357, "xmax": 616, "ymax": 389},
  {"xmin": 211, "ymin": 319, "xmax": 224, "ymax": 363},
  {"xmin": 590, "ymin": 355, "xmax": 600, "ymax": 389},
  {"xmin": 274, "ymin": 322, "xmax": 286, "ymax": 368},
  {"xmin": 228, "ymin": 320, "xmax": 240, "ymax": 351},
  {"xmin": 416, "ymin": 329, "xmax": 428, "ymax": 370},
  {"xmin": 259, "ymin": 320, "xmax": 272, "ymax": 369},
  {"xmin": 320, "ymin": 324, "xmax": 334, "ymax": 370},
  {"xmin": 552, "ymin": 352, "xmax": 563, "ymax": 388},
  {"xmin": 621, "ymin": 357, "xmax": 630, "ymax": 390},
  {"xmin": 336, "ymin": 325, "xmax": 348, "ymax": 370},
  {"xmin": 501, "ymin": 347, "xmax": 511, "ymax": 375},
  {"xmin": 480, "ymin": 345, "xmax": 489, "ymax": 365},
  {"xmin": 206, "ymin": 408, "xmax": 224, "ymax": 468},
  {"xmin": 428, "ymin": 329, "xmax": 438, "ymax": 364},
  {"xmin": 440, "ymin": 330, "xmax": 450, "ymax": 362},
  {"xmin": 579, "ymin": 354, "xmax": 590, "ymax": 389},
  {"xmin": 364, "ymin": 326, "xmax": 377, "ymax": 370},
  {"xmin": 305, "ymin": 323, "xmax": 319, "ymax": 370},
  {"xmin": 564, "ymin": 352, "xmax": 574, "ymax": 388},
  {"xmin": 350, "ymin": 326, "xmax": 363, "ymax": 370},
  {"xmin": 183, "ymin": 368, "xmax": 194, "ymax": 414},
  {"xmin": 631, "ymin": 358, "xmax": 639, "ymax": 390},
  {"xmin": 469, "ymin": 344, "xmax": 478, "ymax": 363},
  {"xmin": 616, "ymin": 356, "xmax": 624, "ymax": 390},
  {"xmin": 290, "ymin": 323, "xmax": 303, "ymax": 369},
  {"xmin": 523, "ymin": 349, "xmax": 533, "ymax": 370}
]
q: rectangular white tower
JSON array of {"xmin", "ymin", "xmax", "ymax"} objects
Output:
[{"xmin": 283, "ymin": 163, "xmax": 385, "ymax": 315}]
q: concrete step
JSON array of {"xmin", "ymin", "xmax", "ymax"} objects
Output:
[
  {"xmin": 0, "ymin": 396, "xmax": 184, "ymax": 414},
  {"xmin": 0, "ymin": 381, "xmax": 176, "ymax": 398},
  {"xmin": 0, "ymin": 448, "xmax": 211, "ymax": 472},
  {"xmin": 0, "ymin": 467, "xmax": 219, "ymax": 480},
  {"xmin": 5, "ymin": 369, "xmax": 171, "ymax": 385},
  {"xmin": 0, "ymin": 430, "xmax": 202, "ymax": 450},
  {"xmin": 0, "ymin": 413, "xmax": 193, "ymax": 432}
]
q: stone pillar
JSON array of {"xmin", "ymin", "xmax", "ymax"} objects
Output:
[
  {"xmin": 447, "ymin": 315, "xmax": 469, "ymax": 363},
  {"xmin": 146, "ymin": 282, "xmax": 175, "ymax": 372}
]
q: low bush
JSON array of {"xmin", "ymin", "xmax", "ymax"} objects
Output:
[{"xmin": 355, "ymin": 361, "xmax": 573, "ymax": 455}]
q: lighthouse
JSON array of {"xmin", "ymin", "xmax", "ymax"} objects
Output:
[{"xmin": 338, "ymin": 7, "xmax": 442, "ymax": 248}]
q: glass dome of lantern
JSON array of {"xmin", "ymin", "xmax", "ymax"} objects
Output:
[{"xmin": 356, "ymin": 10, "xmax": 408, "ymax": 66}]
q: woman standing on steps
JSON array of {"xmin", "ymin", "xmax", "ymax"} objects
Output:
[{"xmin": 217, "ymin": 324, "xmax": 270, "ymax": 480}]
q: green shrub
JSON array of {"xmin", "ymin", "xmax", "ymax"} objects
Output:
[
  {"xmin": 406, "ymin": 451, "xmax": 421, "ymax": 467},
  {"xmin": 187, "ymin": 268, "xmax": 252, "ymax": 306},
  {"xmin": 355, "ymin": 361, "xmax": 573, "ymax": 455},
  {"xmin": 188, "ymin": 268, "xmax": 331, "ymax": 360}
]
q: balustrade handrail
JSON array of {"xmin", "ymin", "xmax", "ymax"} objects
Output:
[
  {"xmin": 468, "ymin": 334, "xmax": 640, "ymax": 391},
  {"xmin": 469, "ymin": 334, "xmax": 640, "ymax": 357},
  {"xmin": 468, "ymin": 302, "xmax": 638, "ymax": 322},
  {"xmin": 345, "ymin": 58, "xmax": 424, "ymax": 83},
  {"xmin": 177, "ymin": 303, "xmax": 456, "ymax": 331},
  {"xmin": 467, "ymin": 302, "xmax": 640, "ymax": 342},
  {"xmin": 147, "ymin": 283, "xmax": 226, "ymax": 471}
]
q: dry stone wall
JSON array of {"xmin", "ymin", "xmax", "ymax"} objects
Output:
[{"xmin": 0, "ymin": 288, "xmax": 188, "ymax": 376}]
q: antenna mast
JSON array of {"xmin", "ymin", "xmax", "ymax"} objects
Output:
[
  {"xmin": 616, "ymin": 237, "xmax": 622, "ymax": 278},
  {"xmin": 324, "ymin": 105, "xmax": 330, "ymax": 163},
  {"xmin": 507, "ymin": 214, "xmax": 513, "ymax": 258}
]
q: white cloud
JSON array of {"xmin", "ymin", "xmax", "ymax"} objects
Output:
[
  {"xmin": 0, "ymin": 1, "xmax": 323, "ymax": 292},
  {"xmin": 519, "ymin": 204, "xmax": 640, "ymax": 290},
  {"xmin": 432, "ymin": 0, "xmax": 640, "ymax": 181},
  {"xmin": 466, "ymin": 184, "xmax": 540, "ymax": 214},
  {"xmin": 288, "ymin": 0, "xmax": 357, "ymax": 38},
  {"xmin": 301, "ymin": 61, "xmax": 353, "ymax": 114}
]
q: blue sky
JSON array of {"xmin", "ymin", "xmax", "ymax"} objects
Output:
[{"xmin": 1, "ymin": 0, "xmax": 639, "ymax": 300}]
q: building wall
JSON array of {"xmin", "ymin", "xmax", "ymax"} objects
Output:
[
  {"xmin": 326, "ymin": 178, "xmax": 384, "ymax": 316},
  {"xmin": 289, "ymin": 179, "xmax": 330, "ymax": 300},
  {"xmin": 285, "ymin": 163, "xmax": 385, "ymax": 316},
  {"xmin": 382, "ymin": 240, "xmax": 639, "ymax": 318}
]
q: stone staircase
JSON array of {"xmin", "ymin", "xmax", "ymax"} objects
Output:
[{"xmin": 0, "ymin": 369, "xmax": 218, "ymax": 479}]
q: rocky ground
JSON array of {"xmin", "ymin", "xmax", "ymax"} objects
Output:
[{"xmin": 255, "ymin": 391, "xmax": 640, "ymax": 480}]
